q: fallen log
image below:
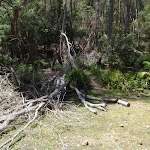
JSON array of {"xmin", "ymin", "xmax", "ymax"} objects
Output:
[
  {"xmin": 70, "ymin": 85, "xmax": 107, "ymax": 113},
  {"xmin": 85, "ymin": 95, "xmax": 118, "ymax": 103},
  {"xmin": 117, "ymin": 100, "xmax": 130, "ymax": 107}
]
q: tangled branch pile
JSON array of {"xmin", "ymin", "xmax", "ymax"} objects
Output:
[
  {"xmin": 0, "ymin": 72, "xmax": 130, "ymax": 149},
  {"xmin": 0, "ymin": 33, "xmax": 130, "ymax": 149}
]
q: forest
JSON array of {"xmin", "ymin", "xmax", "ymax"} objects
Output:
[{"xmin": 0, "ymin": 0, "xmax": 150, "ymax": 149}]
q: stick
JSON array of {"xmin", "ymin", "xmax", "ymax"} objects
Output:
[
  {"xmin": 0, "ymin": 102, "xmax": 45, "ymax": 149},
  {"xmin": 40, "ymin": 75, "xmax": 56, "ymax": 91},
  {"xmin": 10, "ymin": 67, "xmax": 21, "ymax": 86},
  {"xmin": 0, "ymin": 104, "xmax": 40, "ymax": 132}
]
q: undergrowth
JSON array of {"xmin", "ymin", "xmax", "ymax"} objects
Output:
[
  {"xmin": 88, "ymin": 63, "xmax": 150, "ymax": 93},
  {"xmin": 0, "ymin": 56, "xmax": 43, "ymax": 84},
  {"xmin": 66, "ymin": 68, "xmax": 91, "ymax": 90}
]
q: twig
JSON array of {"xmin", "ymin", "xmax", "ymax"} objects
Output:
[
  {"xmin": 0, "ymin": 104, "xmax": 41, "ymax": 132},
  {"xmin": 10, "ymin": 67, "xmax": 21, "ymax": 86},
  {"xmin": 105, "ymin": 134, "xmax": 122, "ymax": 150},
  {"xmin": 0, "ymin": 102, "xmax": 45, "ymax": 150},
  {"xmin": 59, "ymin": 131, "xmax": 66, "ymax": 150}
]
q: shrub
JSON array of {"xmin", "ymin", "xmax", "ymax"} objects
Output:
[
  {"xmin": 66, "ymin": 68, "xmax": 91, "ymax": 90},
  {"xmin": 137, "ymin": 72, "xmax": 150, "ymax": 89},
  {"xmin": 87, "ymin": 63, "xmax": 102, "ymax": 79},
  {"xmin": 137, "ymin": 54, "xmax": 150, "ymax": 71},
  {"xmin": 16, "ymin": 63, "xmax": 42, "ymax": 84},
  {"xmin": 88, "ymin": 65, "xmax": 148, "ymax": 92},
  {"xmin": 108, "ymin": 33, "xmax": 138, "ymax": 72}
]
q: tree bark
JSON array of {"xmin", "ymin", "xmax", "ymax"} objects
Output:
[
  {"xmin": 70, "ymin": 0, "xmax": 73, "ymax": 42},
  {"xmin": 124, "ymin": 0, "xmax": 130, "ymax": 34},
  {"xmin": 108, "ymin": 0, "xmax": 113, "ymax": 40},
  {"xmin": 118, "ymin": 0, "xmax": 121, "ymax": 31},
  {"xmin": 62, "ymin": 0, "xmax": 67, "ymax": 33}
]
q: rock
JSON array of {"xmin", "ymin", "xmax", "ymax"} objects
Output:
[
  {"xmin": 138, "ymin": 140, "xmax": 142, "ymax": 145},
  {"xmin": 120, "ymin": 124, "xmax": 124, "ymax": 127},
  {"xmin": 82, "ymin": 140, "xmax": 89, "ymax": 146}
]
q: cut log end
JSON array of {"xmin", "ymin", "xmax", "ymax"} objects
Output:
[{"xmin": 117, "ymin": 100, "xmax": 130, "ymax": 107}]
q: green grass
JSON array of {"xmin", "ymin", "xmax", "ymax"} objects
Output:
[{"xmin": 0, "ymin": 92, "xmax": 150, "ymax": 150}]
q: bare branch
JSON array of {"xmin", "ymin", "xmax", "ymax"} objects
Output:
[{"xmin": 0, "ymin": 102, "xmax": 45, "ymax": 149}]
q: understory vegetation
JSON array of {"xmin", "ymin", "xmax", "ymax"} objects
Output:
[
  {"xmin": 0, "ymin": 0, "xmax": 150, "ymax": 149},
  {"xmin": 0, "ymin": 0, "xmax": 149, "ymax": 93},
  {"xmin": 88, "ymin": 61, "xmax": 150, "ymax": 93}
]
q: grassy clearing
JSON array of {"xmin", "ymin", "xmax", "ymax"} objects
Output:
[{"xmin": 0, "ymin": 91, "xmax": 150, "ymax": 150}]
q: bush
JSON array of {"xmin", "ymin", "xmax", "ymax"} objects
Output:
[
  {"xmin": 137, "ymin": 72, "xmax": 150, "ymax": 89},
  {"xmin": 91, "ymin": 67, "xmax": 150, "ymax": 92},
  {"xmin": 108, "ymin": 33, "xmax": 138, "ymax": 72},
  {"xmin": 137, "ymin": 54, "xmax": 150, "ymax": 71},
  {"xmin": 87, "ymin": 63, "xmax": 102, "ymax": 79},
  {"xmin": 66, "ymin": 68, "xmax": 91, "ymax": 90},
  {"xmin": 12, "ymin": 63, "xmax": 41, "ymax": 84},
  {"xmin": 89, "ymin": 64, "xmax": 149, "ymax": 92}
]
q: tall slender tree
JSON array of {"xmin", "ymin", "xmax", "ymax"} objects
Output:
[
  {"xmin": 70, "ymin": 0, "xmax": 73, "ymax": 42},
  {"xmin": 125, "ymin": 0, "xmax": 130, "ymax": 34},
  {"xmin": 62, "ymin": 0, "xmax": 67, "ymax": 33},
  {"xmin": 108, "ymin": 0, "xmax": 113, "ymax": 40},
  {"xmin": 118, "ymin": 0, "xmax": 121, "ymax": 31}
]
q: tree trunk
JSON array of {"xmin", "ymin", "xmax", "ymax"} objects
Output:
[
  {"xmin": 108, "ymin": 0, "xmax": 113, "ymax": 40},
  {"xmin": 135, "ymin": 0, "xmax": 140, "ymax": 45},
  {"xmin": 44, "ymin": 0, "xmax": 46, "ymax": 11},
  {"xmin": 118, "ymin": 0, "xmax": 121, "ymax": 31},
  {"xmin": 62, "ymin": 0, "xmax": 67, "ymax": 33},
  {"xmin": 95, "ymin": 1, "xmax": 100, "ymax": 46},
  {"xmin": 124, "ymin": 0, "xmax": 130, "ymax": 34},
  {"xmin": 70, "ymin": 0, "xmax": 73, "ymax": 42}
]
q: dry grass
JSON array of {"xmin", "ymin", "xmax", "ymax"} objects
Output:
[
  {"xmin": 0, "ymin": 74, "xmax": 150, "ymax": 150},
  {"xmin": 0, "ymin": 74, "xmax": 23, "ymax": 121},
  {"xmin": 1, "ymin": 98, "xmax": 150, "ymax": 150}
]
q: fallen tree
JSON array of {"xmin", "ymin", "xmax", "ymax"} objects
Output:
[{"xmin": 0, "ymin": 33, "xmax": 130, "ymax": 149}]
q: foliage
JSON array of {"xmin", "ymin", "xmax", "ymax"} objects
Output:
[
  {"xmin": 16, "ymin": 63, "xmax": 42, "ymax": 84},
  {"xmin": 87, "ymin": 63, "xmax": 102, "ymax": 80},
  {"xmin": 88, "ymin": 63, "xmax": 150, "ymax": 92},
  {"xmin": 109, "ymin": 33, "xmax": 138, "ymax": 72},
  {"xmin": 101, "ymin": 70, "xmax": 138, "ymax": 92},
  {"xmin": 0, "ymin": 55, "xmax": 42, "ymax": 84},
  {"xmin": 72, "ymin": 23, "xmax": 88, "ymax": 38},
  {"xmin": 137, "ymin": 54, "xmax": 150, "ymax": 71},
  {"xmin": 138, "ymin": 4, "xmax": 150, "ymax": 37},
  {"xmin": 137, "ymin": 72, "xmax": 150, "ymax": 89},
  {"xmin": 0, "ymin": 56, "xmax": 19, "ymax": 67},
  {"xmin": 52, "ymin": 64, "xmax": 63, "ymax": 71},
  {"xmin": 66, "ymin": 68, "xmax": 91, "ymax": 90}
]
